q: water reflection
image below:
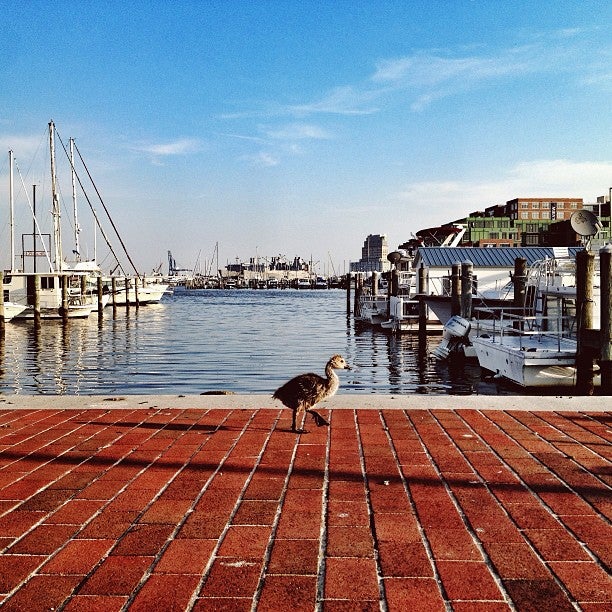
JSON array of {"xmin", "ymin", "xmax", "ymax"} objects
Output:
[{"xmin": 0, "ymin": 290, "xmax": 508, "ymax": 396}]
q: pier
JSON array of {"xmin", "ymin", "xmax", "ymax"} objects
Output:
[{"xmin": 0, "ymin": 395, "xmax": 609, "ymax": 610}]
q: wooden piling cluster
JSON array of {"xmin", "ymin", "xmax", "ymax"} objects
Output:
[{"xmin": 449, "ymin": 260, "xmax": 474, "ymax": 319}]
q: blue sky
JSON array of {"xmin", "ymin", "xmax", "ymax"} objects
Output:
[{"xmin": 1, "ymin": 1, "xmax": 610, "ymax": 276}]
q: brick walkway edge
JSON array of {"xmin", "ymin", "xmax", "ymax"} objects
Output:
[{"xmin": 0, "ymin": 405, "xmax": 610, "ymax": 611}]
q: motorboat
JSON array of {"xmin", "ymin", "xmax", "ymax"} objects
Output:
[
  {"xmin": 470, "ymin": 254, "xmax": 602, "ymax": 386},
  {"xmin": 5, "ymin": 271, "xmax": 97, "ymax": 320},
  {"xmin": 470, "ymin": 308, "xmax": 600, "ymax": 387},
  {"xmin": 104, "ymin": 276, "xmax": 169, "ymax": 305},
  {"xmin": 3, "ymin": 302, "xmax": 27, "ymax": 321}
]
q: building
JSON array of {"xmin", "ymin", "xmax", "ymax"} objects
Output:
[
  {"xmin": 460, "ymin": 205, "xmax": 517, "ymax": 247},
  {"xmin": 443, "ymin": 197, "xmax": 586, "ymax": 247},
  {"xmin": 506, "ymin": 198, "xmax": 583, "ymax": 246},
  {"xmin": 350, "ymin": 234, "xmax": 391, "ymax": 272}
]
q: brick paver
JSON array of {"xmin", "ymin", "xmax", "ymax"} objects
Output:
[{"xmin": 0, "ymin": 405, "xmax": 610, "ymax": 610}]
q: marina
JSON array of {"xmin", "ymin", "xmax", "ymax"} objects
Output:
[{"xmin": 0, "ymin": 288, "xmax": 523, "ymax": 397}]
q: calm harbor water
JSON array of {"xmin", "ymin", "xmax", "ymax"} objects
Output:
[{"xmin": 0, "ymin": 289, "xmax": 513, "ymax": 396}]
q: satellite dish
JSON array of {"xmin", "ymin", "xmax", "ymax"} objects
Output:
[
  {"xmin": 387, "ymin": 251, "xmax": 402, "ymax": 264},
  {"xmin": 570, "ymin": 210, "xmax": 602, "ymax": 237}
]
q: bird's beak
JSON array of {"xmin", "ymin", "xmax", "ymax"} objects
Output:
[{"xmin": 345, "ymin": 364, "xmax": 352, "ymax": 370}]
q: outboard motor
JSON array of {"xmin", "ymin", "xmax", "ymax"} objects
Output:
[{"xmin": 432, "ymin": 315, "xmax": 471, "ymax": 360}]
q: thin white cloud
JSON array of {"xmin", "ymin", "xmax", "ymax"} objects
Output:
[
  {"xmin": 372, "ymin": 44, "xmax": 554, "ymax": 111},
  {"xmin": 219, "ymin": 132, "xmax": 268, "ymax": 143},
  {"xmin": 229, "ymin": 29, "xmax": 609, "ymax": 119},
  {"xmin": 242, "ymin": 151, "xmax": 280, "ymax": 167},
  {"xmin": 373, "ymin": 49, "xmax": 536, "ymax": 86},
  {"xmin": 286, "ymin": 85, "xmax": 381, "ymax": 116},
  {"xmin": 132, "ymin": 138, "xmax": 201, "ymax": 156},
  {"xmin": 262, "ymin": 122, "xmax": 332, "ymax": 140}
]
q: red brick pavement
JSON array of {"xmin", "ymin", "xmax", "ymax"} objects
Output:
[{"xmin": 0, "ymin": 406, "xmax": 609, "ymax": 610}]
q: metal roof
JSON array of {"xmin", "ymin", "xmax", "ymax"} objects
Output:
[{"xmin": 414, "ymin": 247, "xmax": 582, "ymax": 269}]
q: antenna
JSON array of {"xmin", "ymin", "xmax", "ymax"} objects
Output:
[{"xmin": 570, "ymin": 210, "xmax": 602, "ymax": 249}]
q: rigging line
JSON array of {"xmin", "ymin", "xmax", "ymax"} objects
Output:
[
  {"xmin": 15, "ymin": 160, "xmax": 54, "ymax": 272},
  {"xmin": 54, "ymin": 130, "xmax": 127, "ymax": 277},
  {"xmin": 72, "ymin": 140, "xmax": 140, "ymax": 278}
]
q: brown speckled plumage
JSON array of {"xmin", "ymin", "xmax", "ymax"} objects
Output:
[{"xmin": 272, "ymin": 354, "xmax": 351, "ymax": 432}]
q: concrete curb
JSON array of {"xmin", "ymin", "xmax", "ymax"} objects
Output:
[{"xmin": 0, "ymin": 393, "xmax": 609, "ymax": 411}]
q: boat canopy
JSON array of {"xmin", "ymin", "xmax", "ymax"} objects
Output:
[{"xmin": 413, "ymin": 247, "xmax": 583, "ymax": 269}]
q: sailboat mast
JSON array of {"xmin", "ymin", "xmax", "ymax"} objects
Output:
[
  {"xmin": 49, "ymin": 121, "xmax": 62, "ymax": 272},
  {"xmin": 70, "ymin": 137, "xmax": 81, "ymax": 261},
  {"xmin": 8, "ymin": 150, "xmax": 15, "ymax": 272}
]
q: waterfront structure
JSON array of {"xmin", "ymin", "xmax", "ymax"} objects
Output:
[
  {"xmin": 350, "ymin": 234, "xmax": 391, "ymax": 273},
  {"xmin": 222, "ymin": 255, "xmax": 313, "ymax": 287},
  {"xmin": 416, "ymin": 197, "xmax": 592, "ymax": 249},
  {"xmin": 414, "ymin": 246, "xmax": 583, "ymax": 324},
  {"xmin": 470, "ymin": 249, "xmax": 603, "ymax": 387},
  {"xmin": 444, "ymin": 198, "xmax": 585, "ymax": 247}
]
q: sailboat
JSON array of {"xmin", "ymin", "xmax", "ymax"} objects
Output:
[
  {"xmin": 5, "ymin": 123, "xmax": 97, "ymax": 320},
  {"xmin": 61, "ymin": 130, "xmax": 168, "ymax": 306}
]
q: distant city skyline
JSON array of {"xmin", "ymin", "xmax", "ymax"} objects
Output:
[{"xmin": 1, "ymin": 1, "xmax": 610, "ymax": 275}]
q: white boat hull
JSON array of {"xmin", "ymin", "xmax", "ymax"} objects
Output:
[
  {"xmin": 3, "ymin": 302, "xmax": 28, "ymax": 321},
  {"xmin": 357, "ymin": 296, "xmax": 389, "ymax": 325},
  {"xmin": 13, "ymin": 304, "xmax": 95, "ymax": 320},
  {"xmin": 471, "ymin": 334, "xmax": 600, "ymax": 387},
  {"xmin": 108, "ymin": 284, "xmax": 168, "ymax": 305}
]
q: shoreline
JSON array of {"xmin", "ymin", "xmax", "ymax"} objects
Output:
[{"xmin": 0, "ymin": 393, "xmax": 609, "ymax": 411}]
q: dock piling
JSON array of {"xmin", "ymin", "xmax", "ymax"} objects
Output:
[
  {"xmin": 451, "ymin": 262, "xmax": 461, "ymax": 316},
  {"xmin": 111, "ymin": 277, "xmax": 117, "ymax": 314},
  {"xmin": 124, "ymin": 278, "xmax": 130, "ymax": 312},
  {"xmin": 354, "ymin": 274, "xmax": 362, "ymax": 318},
  {"xmin": 0, "ymin": 272, "xmax": 4, "ymax": 334},
  {"xmin": 461, "ymin": 261, "xmax": 473, "ymax": 318},
  {"xmin": 346, "ymin": 273, "xmax": 351, "ymax": 315},
  {"xmin": 33, "ymin": 275, "xmax": 41, "ymax": 326},
  {"xmin": 513, "ymin": 257, "xmax": 527, "ymax": 311},
  {"xmin": 417, "ymin": 266, "xmax": 428, "ymax": 336},
  {"xmin": 97, "ymin": 277, "xmax": 104, "ymax": 318},
  {"xmin": 576, "ymin": 250, "xmax": 596, "ymax": 395},
  {"xmin": 600, "ymin": 243, "xmax": 612, "ymax": 393}
]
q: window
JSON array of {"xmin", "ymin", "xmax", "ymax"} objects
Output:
[
  {"xmin": 541, "ymin": 211, "xmax": 550, "ymax": 219},
  {"xmin": 521, "ymin": 212, "xmax": 529, "ymax": 219},
  {"xmin": 521, "ymin": 202, "xmax": 529, "ymax": 209},
  {"xmin": 532, "ymin": 202, "xmax": 539, "ymax": 209},
  {"xmin": 542, "ymin": 202, "xmax": 550, "ymax": 208},
  {"xmin": 531, "ymin": 212, "xmax": 540, "ymax": 219},
  {"xmin": 41, "ymin": 276, "xmax": 55, "ymax": 290},
  {"xmin": 571, "ymin": 203, "xmax": 578, "ymax": 209},
  {"xmin": 556, "ymin": 202, "xmax": 564, "ymax": 208}
]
